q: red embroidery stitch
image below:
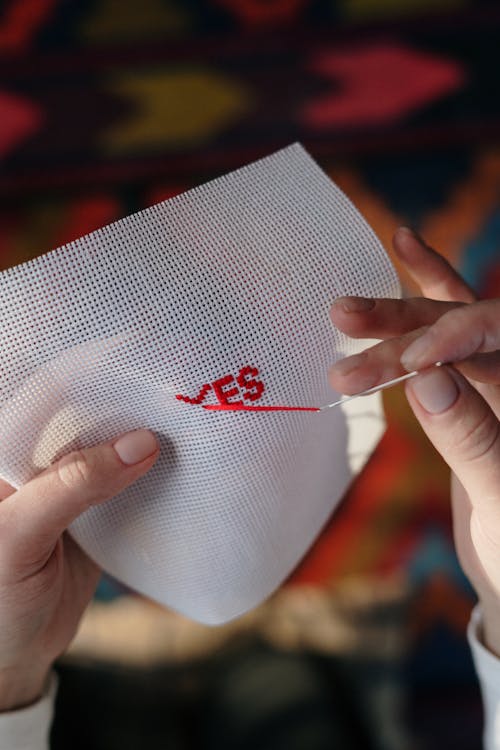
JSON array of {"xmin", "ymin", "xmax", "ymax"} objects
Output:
[
  {"xmin": 212, "ymin": 373, "xmax": 243, "ymax": 405},
  {"xmin": 237, "ymin": 365, "xmax": 265, "ymax": 402},
  {"xmin": 175, "ymin": 383, "xmax": 212, "ymax": 405}
]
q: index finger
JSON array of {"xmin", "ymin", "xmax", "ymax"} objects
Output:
[
  {"xmin": 401, "ymin": 298, "xmax": 500, "ymax": 371},
  {"xmin": 330, "ymin": 296, "xmax": 460, "ymax": 340}
]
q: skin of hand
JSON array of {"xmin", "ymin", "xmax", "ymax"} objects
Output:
[
  {"xmin": 0, "ymin": 429, "xmax": 159, "ymax": 711},
  {"xmin": 329, "ymin": 227, "xmax": 500, "ymax": 656}
]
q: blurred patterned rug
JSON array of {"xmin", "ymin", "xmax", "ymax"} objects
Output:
[{"xmin": 1, "ymin": 2, "xmax": 500, "ymax": 748}]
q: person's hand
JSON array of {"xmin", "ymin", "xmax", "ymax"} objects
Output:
[
  {"xmin": 0, "ymin": 429, "xmax": 159, "ymax": 710},
  {"xmin": 329, "ymin": 227, "xmax": 500, "ymax": 655}
]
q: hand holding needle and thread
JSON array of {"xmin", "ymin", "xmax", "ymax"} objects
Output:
[
  {"xmin": 202, "ymin": 364, "xmax": 442, "ymax": 412},
  {"xmin": 319, "ymin": 366, "xmax": 435, "ymax": 410}
]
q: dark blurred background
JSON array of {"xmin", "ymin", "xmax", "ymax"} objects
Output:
[{"xmin": 1, "ymin": 1, "xmax": 500, "ymax": 748}]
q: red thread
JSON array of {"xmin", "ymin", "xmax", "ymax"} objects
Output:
[
  {"xmin": 203, "ymin": 404, "xmax": 320, "ymax": 412},
  {"xmin": 175, "ymin": 383, "xmax": 212, "ymax": 405}
]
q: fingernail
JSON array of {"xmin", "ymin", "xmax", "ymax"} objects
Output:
[
  {"xmin": 409, "ymin": 368, "xmax": 458, "ymax": 414},
  {"xmin": 333, "ymin": 297, "xmax": 375, "ymax": 314},
  {"xmin": 113, "ymin": 429, "xmax": 157, "ymax": 465},
  {"xmin": 401, "ymin": 332, "xmax": 434, "ymax": 370},
  {"xmin": 330, "ymin": 351, "xmax": 367, "ymax": 376}
]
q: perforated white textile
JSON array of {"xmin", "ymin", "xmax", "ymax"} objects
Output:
[{"xmin": 0, "ymin": 144, "xmax": 399, "ymax": 624}]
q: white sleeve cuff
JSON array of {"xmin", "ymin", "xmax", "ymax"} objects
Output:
[
  {"xmin": 468, "ymin": 605, "xmax": 500, "ymax": 750},
  {"xmin": 0, "ymin": 671, "xmax": 58, "ymax": 750}
]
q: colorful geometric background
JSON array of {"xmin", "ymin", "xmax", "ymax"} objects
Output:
[{"xmin": 1, "ymin": 2, "xmax": 499, "ymax": 749}]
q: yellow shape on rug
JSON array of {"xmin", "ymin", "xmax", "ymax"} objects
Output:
[
  {"xmin": 102, "ymin": 69, "xmax": 250, "ymax": 153},
  {"xmin": 80, "ymin": 0, "xmax": 190, "ymax": 42}
]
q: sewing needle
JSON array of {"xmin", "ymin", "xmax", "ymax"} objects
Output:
[{"xmin": 319, "ymin": 369, "xmax": 419, "ymax": 410}]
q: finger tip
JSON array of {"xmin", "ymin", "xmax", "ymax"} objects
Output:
[
  {"xmin": 327, "ymin": 364, "xmax": 354, "ymax": 394},
  {"xmin": 392, "ymin": 226, "xmax": 413, "ymax": 243},
  {"xmin": 393, "ymin": 226, "xmax": 426, "ymax": 259},
  {"xmin": 395, "ymin": 225, "xmax": 415, "ymax": 237},
  {"xmin": 329, "ymin": 297, "xmax": 346, "ymax": 315},
  {"xmin": 329, "ymin": 300, "xmax": 352, "ymax": 329},
  {"xmin": 328, "ymin": 354, "xmax": 377, "ymax": 396},
  {"xmin": 328, "ymin": 378, "xmax": 357, "ymax": 397},
  {"xmin": 329, "ymin": 299, "xmax": 375, "ymax": 337}
]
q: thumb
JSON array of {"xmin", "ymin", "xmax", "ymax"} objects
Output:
[
  {"xmin": 0, "ymin": 429, "xmax": 159, "ymax": 575},
  {"xmin": 405, "ymin": 366, "xmax": 500, "ymax": 510}
]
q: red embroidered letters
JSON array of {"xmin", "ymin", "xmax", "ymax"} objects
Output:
[{"xmin": 176, "ymin": 365, "xmax": 266, "ymax": 406}]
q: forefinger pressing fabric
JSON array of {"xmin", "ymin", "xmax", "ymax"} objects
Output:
[{"xmin": 0, "ymin": 144, "xmax": 399, "ymax": 624}]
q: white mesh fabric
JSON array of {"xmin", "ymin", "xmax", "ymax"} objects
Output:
[{"xmin": 0, "ymin": 144, "xmax": 400, "ymax": 624}]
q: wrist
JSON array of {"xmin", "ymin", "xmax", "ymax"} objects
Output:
[{"xmin": 0, "ymin": 665, "xmax": 50, "ymax": 712}]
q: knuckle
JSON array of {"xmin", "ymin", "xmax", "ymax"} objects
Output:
[
  {"xmin": 438, "ymin": 307, "xmax": 465, "ymax": 335},
  {"xmin": 440, "ymin": 307, "xmax": 483, "ymax": 351},
  {"xmin": 452, "ymin": 409, "xmax": 500, "ymax": 464},
  {"xmin": 56, "ymin": 449, "xmax": 100, "ymax": 491}
]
